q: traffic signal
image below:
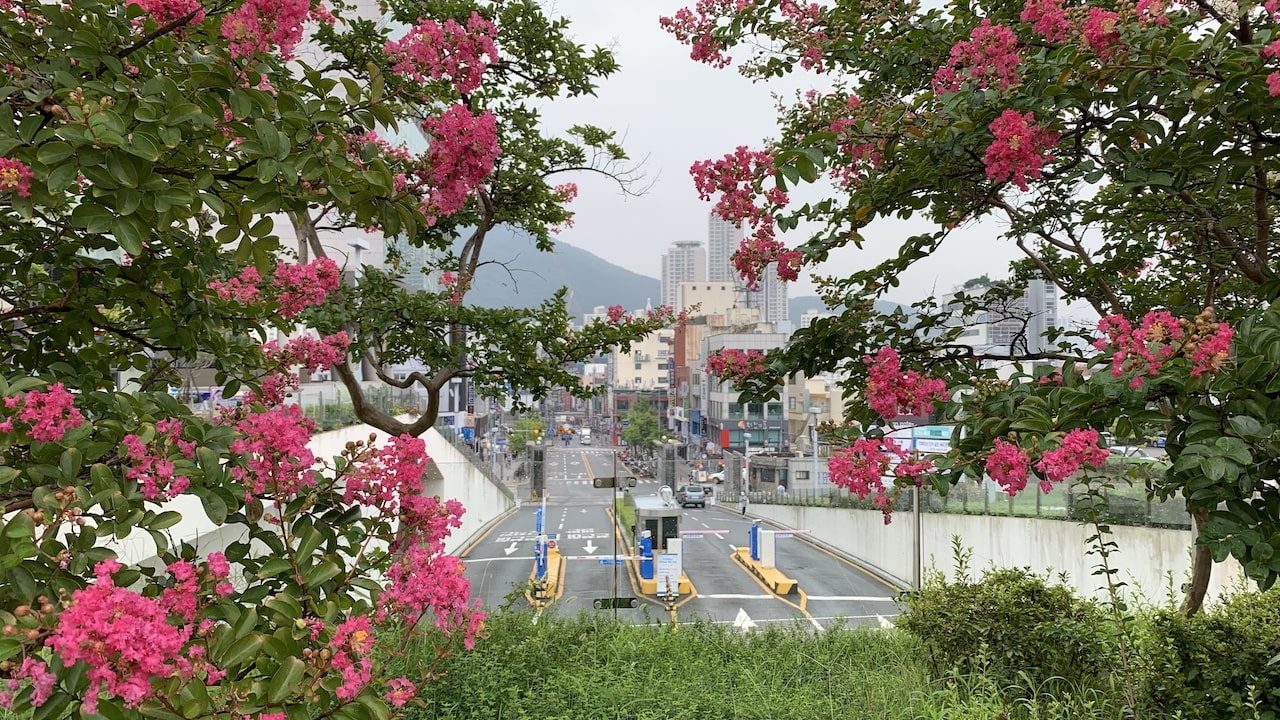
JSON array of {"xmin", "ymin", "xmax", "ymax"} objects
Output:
[{"xmin": 592, "ymin": 477, "xmax": 638, "ymax": 488}]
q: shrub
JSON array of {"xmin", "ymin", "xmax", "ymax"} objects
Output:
[
  {"xmin": 1139, "ymin": 588, "xmax": 1280, "ymax": 719},
  {"xmin": 900, "ymin": 565, "xmax": 1113, "ymax": 686}
]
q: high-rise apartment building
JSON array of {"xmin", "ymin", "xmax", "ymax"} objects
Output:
[
  {"xmin": 707, "ymin": 214, "xmax": 741, "ymax": 282},
  {"xmin": 660, "ymin": 241, "xmax": 706, "ymax": 309}
]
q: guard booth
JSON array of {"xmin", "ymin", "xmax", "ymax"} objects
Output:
[{"xmin": 633, "ymin": 495, "xmax": 680, "ymax": 552}]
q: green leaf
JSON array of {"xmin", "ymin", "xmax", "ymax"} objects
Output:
[
  {"xmin": 217, "ymin": 633, "xmax": 266, "ymax": 669},
  {"xmin": 303, "ymin": 559, "xmax": 341, "ymax": 588},
  {"xmin": 58, "ymin": 447, "xmax": 83, "ymax": 481},
  {"xmin": 257, "ymin": 557, "xmax": 292, "ymax": 579},
  {"xmin": 37, "ymin": 141, "xmax": 74, "ymax": 164},
  {"xmin": 1200, "ymin": 456, "xmax": 1227, "ymax": 482},
  {"xmin": 267, "ymin": 656, "xmax": 306, "ymax": 703},
  {"xmin": 1227, "ymin": 415, "xmax": 1264, "ymax": 439},
  {"xmin": 150, "ymin": 510, "xmax": 182, "ymax": 530}
]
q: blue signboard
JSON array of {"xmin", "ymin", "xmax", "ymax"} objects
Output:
[{"xmin": 460, "ymin": 427, "xmax": 474, "ymax": 442}]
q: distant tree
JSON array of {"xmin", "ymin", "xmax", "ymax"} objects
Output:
[
  {"xmin": 508, "ymin": 416, "xmax": 545, "ymax": 454},
  {"xmin": 621, "ymin": 402, "xmax": 663, "ymax": 453}
]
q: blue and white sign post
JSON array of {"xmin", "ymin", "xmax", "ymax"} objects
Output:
[
  {"xmin": 534, "ymin": 497, "xmax": 548, "ymax": 581},
  {"xmin": 748, "ymin": 522, "xmax": 761, "ymax": 562},
  {"xmin": 638, "ymin": 530, "xmax": 654, "ymax": 581}
]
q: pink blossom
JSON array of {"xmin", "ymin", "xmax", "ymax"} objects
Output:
[
  {"xmin": 273, "ymin": 257, "xmax": 341, "ymax": 317},
  {"xmin": 659, "ymin": 0, "xmax": 756, "ymax": 68},
  {"xmin": 331, "ymin": 616, "xmax": 374, "ymax": 700},
  {"xmin": 1035, "ymin": 428, "xmax": 1109, "ymax": 489},
  {"xmin": 0, "ymin": 157, "xmax": 33, "ymax": 198},
  {"xmin": 438, "ymin": 271, "xmax": 463, "ymax": 305},
  {"xmin": 1189, "ymin": 322, "xmax": 1233, "ymax": 377},
  {"xmin": 704, "ymin": 348, "xmax": 767, "ymax": 381},
  {"xmin": 386, "ymin": 677, "xmax": 417, "ymax": 707},
  {"xmin": 308, "ymin": 3, "xmax": 334, "ymax": 25},
  {"xmin": 606, "ymin": 304, "xmax": 628, "ymax": 324},
  {"xmin": 982, "ymin": 109, "xmax": 1059, "ymax": 191},
  {"xmin": 1020, "ymin": 0, "xmax": 1072, "ymax": 42},
  {"xmin": 6, "ymin": 383, "xmax": 86, "ymax": 442},
  {"xmin": 229, "ymin": 404, "xmax": 318, "ymax": 500},
  {"xmin": 985, "ymin": 439, "xmax": 1032, "ymax": 495},
  {"xmin": 220, "ymin": 0, "xmax": 310, "ymax": 59},
  {"xmin": 246, "ymin": 371, "xmax": 298, "ymax": 406},
  {"xmin": 419, "ymin": 105, "xmax": 500, "ymax": 221},
  {"xmin": 208, "ymin": 265, "xmax": 262, "ymax": 304},
  {"xmin": 128, "ymin": 0, "xmax": 203, "ymax": 26},
  {"xmin": 828, "ymin": 437, "xmax": 907, "ymax": 523},
  {"xmin": 775, "ymin": 249, "xmax": 804, "ymax": 281},
  {"xmin": 778, "ymin": 1, "xmax": 828, "ymax": 72},
  {"xmin": 1082, "ymin": 8, "xmax": 1123, "ymax": 60},
  {"xmin": 553, "ymin": 182, "xmax": 579, "ymax": 203},
  {"xmin": 863, "ymin": 347, "xmax": 948, "ymax": 420},
  {"xmin": 121, "ymin": 422, "xmax": 192, "ymax": 502},
  {"xmin": 1135, "ymin": 0, "xmax": 1171, "ymax": 25},
  {"xmin": 933, "ymin": 19, "xmax": 1022, "ymax": 94},
  {"xmin": 690, "ymin": 145, "xmax": 787, "ymax": 286},
  {"xmin": 385, "ymin": 12, "xmax": 499, "ymax": 95},
  {"xmin": 1093, "ymin": 311, "xmax": 1184, "ymax": 387},
  {"xmin": 266, "ymin": 331, "xmax": 351, "ymax": 373},
  {"xmin": 1268, "ymin": 72, "xmax": 1280, "ymax": 96},
  {"xmin": 2, "ymin": 657, "xmax": 57, "ymax": 708},
  {"xmin": 46, "ymin": 561, "xmax": 192, "ymax": 713},
  {"xmin": 343, "ymin": 434, "xmax": 433, "ymax": 518}
]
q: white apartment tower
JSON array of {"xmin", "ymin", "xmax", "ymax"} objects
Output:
[
  {"xmin": 660, "ymin": 240, "xmax": 706, "ymax": 309},
  {"xmin": 707, "ymin": 213, "xmax": 741, "ymax": 282}
]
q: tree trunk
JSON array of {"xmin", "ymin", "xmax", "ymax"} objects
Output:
[{"xmin": 1180, "ymin": 507, "xmax": 1212, "ymax": 616}]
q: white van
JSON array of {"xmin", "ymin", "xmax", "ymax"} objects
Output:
[{"xmin": 580, "ymin": 428, "xmax": 592, "ymax": 445}]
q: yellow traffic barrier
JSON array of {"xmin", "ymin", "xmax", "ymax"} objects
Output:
[{"xmin": 732, "ymin": 547, "xmax": 798, "ymax": 596}]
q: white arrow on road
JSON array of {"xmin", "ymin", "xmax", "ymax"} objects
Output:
[
  {"xmin": 732, "ymin": 608, "xmax": 757, "ymax": 631},
  {"xmin": 583, "ymin": 540, "xmax": 598, "ymax": 554},
  {"xmin": 503, "ymin": 542, "xmax": 519, "ymax": 556}
]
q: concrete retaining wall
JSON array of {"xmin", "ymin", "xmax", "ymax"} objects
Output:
[
  {"xmin": 110, "ymin": 420, "xmax": 513, "ymax": 565},
  {"xmin": 748, "ymin": 504, "xmax": 1251, "ymax": 605}
]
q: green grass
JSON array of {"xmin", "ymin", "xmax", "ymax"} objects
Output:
[
  {"xmin": 614, "ymin": 495, "xmax": 636, "ymax": 545},
  {"xmin": 390, "ymin": 612, "xmax": 1134, "ymax": 720}
]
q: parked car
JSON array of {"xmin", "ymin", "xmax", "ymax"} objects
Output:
[{"xmin": 676, "ymin": 485, "xmax": 706, "ymax": 509}]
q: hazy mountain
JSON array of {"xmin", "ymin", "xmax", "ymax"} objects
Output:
[
  {"xmin": 458, "ymin": 227, "xmax": 660, "ymax": 319},
  {"xmin": 789, "ymin": 295, "xmax": 903, "ymax": 325}
]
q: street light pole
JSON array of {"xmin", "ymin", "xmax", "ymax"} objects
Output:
[{"xmin": 808, "ymin": 406, "xmax": 820, "ymax": 490}]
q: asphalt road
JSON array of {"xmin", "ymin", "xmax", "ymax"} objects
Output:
[{"xmin": 461, "ymin": 445, "xmax": 901, "ymax": 629}]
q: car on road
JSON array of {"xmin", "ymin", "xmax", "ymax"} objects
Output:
[{"xmin": 676, "ymin": 485, "xmax": 706, "ymax": 509}]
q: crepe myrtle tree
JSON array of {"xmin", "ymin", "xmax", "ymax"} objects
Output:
[
  {"xmin": 287, "ymin": 0, "xmax": 673, "ymax": 438},
  {"xmin": 0, "ymin": 0, "xmax": 660, "ymax": 717},
  {"xmin": 666, "ymin": 0, "xmax": 1280, "ymax": 613}
]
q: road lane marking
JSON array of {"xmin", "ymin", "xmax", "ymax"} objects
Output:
[
  {"xmin": 803, "ymin": 595, "xmax": 901, "ymax": 602},
  {"xmin": 700, "ymin": 594, "xmax": 773, "ymax": 599}
]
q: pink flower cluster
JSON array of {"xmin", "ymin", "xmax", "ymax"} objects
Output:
[
  {"xmin": 828, "ymin": 437, "xmax": 933, "ymax": 523},
  {"xmin": 386, "ymin": 677, "xmax": 417, "ymax": 707},
  {"xmin": 1094, "ymin": 311, "xmax": 1181, "ymax": 388},
  {"xmin": 343, "ymin": 434, "xmax": 431, "ymax": 518},
  {"xmin": 690, "ymin": 146, "xmax": 789, "ymax": 287},
  {"xmin": 933, "ymin": 19, "xmax": 1022, "ymax": 94},
  {"xmin": 1020, "ymin": 0, "xmax": 1071, "ymax": 42},
  {"xmin": 658, "ymin": 0, "xmax": 755, "ymax": 68},
  {"xmin": 46, "ymin": 560, "xmax": 191, "ymax": 713},
  {"xmin": 778, "ymin": 1, "xmax": 828, "ymax": 72},
  {"xmin": 274, "ymin": 257, "xmax": 341, "ymax": 318},
  {"xmin": 554, "ymin": 182, "xmax": 579, "ymax": 203},
  {"xmin": 385, "ymin": 12, "xmax": 499, "ymax": 95},
  {"xmin": 704, "ymin": 348, "xmax": 766, "ymax": 380},
  {"xmin": 1035, "ymin": 428, "xmax": 1109, "ymax": 488},
  {"xmin": 246, "ymin": 371, "xmax": 298, "ymax": 407},
  {"xmin": 380, "ymin": 544, "xmax": 484, "ymax": 648},
  {"xmin": 984, "ymin": 439, "xmax": 1031, "ymax": 495},
  {"xmin": 419, "ymin": 105, "xmax": 500, "ymax": 223},
  {"xmin": 828, "ymin": 95, "xmax": 882, "ymax": 189},
  {"xmin": 438, "ymin": 271, "xmax": 463, "ymax": 305},
  {"xmin": 122, "ymin": 417, "xmax": 196, "ymax": 501},
  {"xmin": 264, "ymin": 331, "xmax": 351, "ymax": 373},
  {"xmin": 1135, "ymin": 0, "xmax": 1171, "ymax": 26},
  {"xmin": 1188, "ymin": 322, "xmax": 1233, "ymax": 378},
  {"xmin": 1082, "ymin": 8, "xmax": 1123, "ymax": 59},
  {"xmin": 221, "ymin": 0, "xmax": 310, "ymax": 59},
  {"xmin": 605, "ymin": 304, "xmax": 629, "ymax": 324},
  {"xmin": 230, "ymin": 404, "xmax": 318, "ymax": 501},
  {"xmin": 0, "ymin": 383, "xmax": 85, "ymax": 442},
  {"xmin": 347, "ymin": 130, "xmax": 413, "ymax": 167},
  {"xmin": 863, "ymin": 347, "xmax": 948, "ymax": 420},
  {"xmin": 160, "ymin": 553, "xmax": 233, "ymax": 621},
  {"xmin": 0, "ymin": 657, "xmax": 56, "ymax": 709},
  {"xmin": 209, "ymin": 266, "xmax": 263, "ymax": 304},
  {"xmin": 0, "ymin": 157, "xmax": 33, "ymax": 198},
  {"xmin": 128, "ymin": 0, "xmax": 204, "ymax": 27},
  {"xmin": 982, "ymin": 109, "xmax": 1059, "ymax": 191},
  {"xmin": 331, "ymin": 616, "xmax": 374, "ymax": 701}
]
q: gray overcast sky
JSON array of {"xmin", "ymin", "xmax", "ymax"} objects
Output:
[{"xmin": 533, "ymin": 0, "xmax": 1025, "ymax": 306}]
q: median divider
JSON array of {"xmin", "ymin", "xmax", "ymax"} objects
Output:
[
  {"xmin": 732, "ymin": 546, "xmax": 798, "ymax": 596},
  {"xmin": 525, "ymin": 546, "xmax": 565, "ymax": 609}
]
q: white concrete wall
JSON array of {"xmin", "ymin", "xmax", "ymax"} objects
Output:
[
  {"xmin": 748, "ymin": 504, "xmax": 1251, "ymax": 606},
  {"xmin": 107, "ymin": 421, "xmax": 513, "ymax": 565}
]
